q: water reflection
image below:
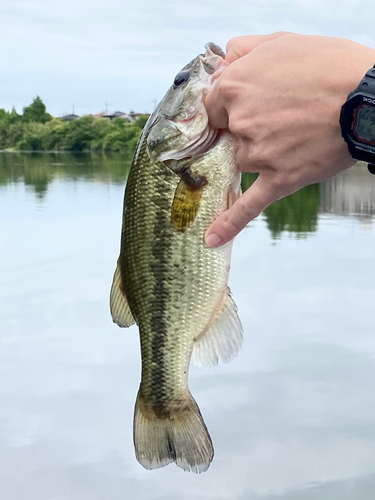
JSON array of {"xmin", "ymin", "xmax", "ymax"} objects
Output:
[
  {"xmin": 1, "ymin": 154, "xmax": 375, "ymax": 237},
  {"xmin": 242, "ymin": 164, "xmax": 375, "ymax": 237},
  {"xmin": 0, "ymin": 152, "xmax": 132, "ymax": 199},
  {"xmin": 2, "ymin": 153, "xmax": 375, "ymax": 499},
  {"xmin": 320, "ymin": 163, "xmax": 375, "ymax": 218}
]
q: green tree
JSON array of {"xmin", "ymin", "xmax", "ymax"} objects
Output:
[
  {"xmin": 134, "ymin": 114, "xmax": 149, "ymax": 129},
  {"xmin": 89, "ymin": 118, "xmax": 111, "ymax": 151},
  {"xmin": 0, "ymin": 109, "xmax": 9, "ymax": 123},
  {"xmin": 17, "ymin": 123, "xmax": 47, "ymax": 151},
  {"xmin": 63, "ymin": 115, "xmax": 97, "ymax": 151},
  {"xmin": 102, "ymin": 119, "xmax": 142, "ymax": 152},
  {"xmin": 41, "ymin": 119, "xmax": 68, "ymax": 150},
  {"xmin": 5, "ymin": 122, "xmax": 25, "ymax": 149},
  {"xmin": 9, "ymin": 107, "xmax": 22, "ymax": 124},
  {"xmin": 0, "ymin": 102, "xmax": 148, "ymax": 152},
  {"xmin": 23, "ymin": 96, "xmax": 52, "ymax": 124}
]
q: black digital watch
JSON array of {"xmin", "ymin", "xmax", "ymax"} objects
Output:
[{"xmin": 340, "ymin": 65, "xmax": 375, "ymax": 174}]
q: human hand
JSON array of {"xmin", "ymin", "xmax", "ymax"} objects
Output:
[{"xmin": 204, "ymin": 33, "xmax": 375, "ymax": 248}]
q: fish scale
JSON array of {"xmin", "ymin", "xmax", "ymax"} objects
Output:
[
  {"xmin": 128, "ymin": 144, "xmax": 221, "ymax": 387},
  {"xmin": 110, "ymin": 43, "xmax": 243, "ymax": 473}
]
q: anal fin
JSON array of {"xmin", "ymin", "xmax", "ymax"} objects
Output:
[
  {"xmin": 193, "ymin": 288, "xmax": 243, "ymax": 368},
  {"xmin": 110, "ymin": 261, "xmax": 136, "ymax": 327}
]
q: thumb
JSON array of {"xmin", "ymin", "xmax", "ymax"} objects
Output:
[{"xmin": 205, "ymin": 173, "xmax": 280, "ymax": 247}]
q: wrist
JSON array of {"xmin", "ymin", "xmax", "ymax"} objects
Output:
[{"xmin": 345, "ymin": 45, "xmax": 375, "ymax": 92}]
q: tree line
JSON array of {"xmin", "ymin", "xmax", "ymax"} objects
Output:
[{"xmin": 0, "ymin": 97, "xmax": 149, "ymax": 152}]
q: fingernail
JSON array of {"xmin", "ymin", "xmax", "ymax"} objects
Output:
[{"xmin": 205, "ymin": 233, "xmax": 222, "ymax": 248}]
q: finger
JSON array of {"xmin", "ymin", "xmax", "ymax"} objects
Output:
[
  {"xmin": 206, "ymin": 33, "xmax": 293, "ymax": 129},
  {"xmin": 205, "ymin": 77, "xmax": 229, "ymax": 129},
  {"xmin": 205, "ymin": 173, "xmax": 279, "ymax": 247},
  {"xmin": 225, "ymin": 32, "xmax": 292, "ymax": 63},
  {"xmin": 234, "ymin": 140, "xmax": 260, "ymax": 172}
]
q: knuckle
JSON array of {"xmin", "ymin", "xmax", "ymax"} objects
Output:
[
  {"xmin": 269, "ymin": 176, "xmax": 284, "ymax": 193},
  {"xmin": 229, "ymin": 117, "xmax": 248, "ymax": 139},
  {"xmin": 226, "ymin": 36, "xmax": 245, "ymax": 53},
  {"xmin": 234, "ymin": 145, "xmax": 253, "ymax": 172},
  {"xmin": 229, "ymin": 115, "xmax": 258, "ymax": 141},
  {"xmin": 248, "ymin": 143, "xmax": 272, "ymax": 168},
  {"xmin": 220, "ymin": 211, "xmax": 244, "ymax": 236},
  {"xmin": 213, "ymin": 68, "xmax": 236, "ymax": 98},
  {"xmin": 220, "ymin": 62, "xmax": 239, "ymax": 82},
  {"xmin": 268, "ymin": 175, "xmax": 294, "ymax": 199},
  {"xmin": 274, "ymin": 30, "xmax": 292, "ymax": 37}
]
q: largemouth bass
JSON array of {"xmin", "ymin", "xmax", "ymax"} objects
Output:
[{"xmin": 110, "ymin": 43, "xmax": 242, "ymax": 473}]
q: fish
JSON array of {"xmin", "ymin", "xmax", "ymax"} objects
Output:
[{"xmin": 110, "ymin": 43, "xmax": 243, "ymax": 473}]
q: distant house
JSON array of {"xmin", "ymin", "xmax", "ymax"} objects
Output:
[
  {"xmin": 128, "ymin": 111, "xmax": 142, "ymax": 122},
  {"xmin": 92, "ymin": 111, "xmax": 107, "ymax": 119},
  {"xmin": 62, "ymin": 114, "xmax": 79, "ymax": 121},
  {"xmin": 102, "ymin": 111, "xmax": 130, "ymax": 121},
  {"xmin": 100, "ymin": 111, "xmax": 143, "ymax": 122}
]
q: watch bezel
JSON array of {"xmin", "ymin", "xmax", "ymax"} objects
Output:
[{"xmin": 340, "ymin": 92, "xmax": 375, "ymax": 162}]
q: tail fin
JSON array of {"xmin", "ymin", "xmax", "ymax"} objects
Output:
[{"xmin": 134, "ymin": 390, "xmax": 214, "ymax": 473}]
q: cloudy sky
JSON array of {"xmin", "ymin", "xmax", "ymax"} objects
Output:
[{"xmin": 1, "ymin": 0, "xmax": 375, "ymax": 117}]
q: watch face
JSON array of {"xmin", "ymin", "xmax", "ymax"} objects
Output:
[{"xmin": 353, "ymin": 104, "xmax": 375, "ymax": 145}]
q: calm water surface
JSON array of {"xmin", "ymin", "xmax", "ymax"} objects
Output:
[{"xmin": 1, "ymin": 153, "xmax": 375, "ymax": 500}]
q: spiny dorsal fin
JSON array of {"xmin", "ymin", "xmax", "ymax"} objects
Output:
[
  {"xmin": 193, "ymin": 288, "xmax": 243, "ymax": 368},
  {"xmin": 170, "ymin": 178, "xmax": 205, "ymax": 233},
  {"xmin": 110, "ymin": 262, "xmax": 136, "ymax": 328}
]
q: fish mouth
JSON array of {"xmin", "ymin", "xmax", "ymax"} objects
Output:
[
  {"xmin": 146, "ymin": 43, "xmax": 226, "ymax": 164},
  {"xmin": 198, "ymin": 43, "xmax": 226, "ymax": 76},
  {"xmin": 155, "ymin": 43, "xmax": 226, "ymax": 163},
  {"xmin": 206, "ymin": 42, "xmax": 226, "ymax": 59}
]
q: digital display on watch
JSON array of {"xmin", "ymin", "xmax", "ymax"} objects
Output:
[
  {"xmin": 340, "ymin": 65, "xmax": 375, "ymax": 168},
  {"xmin": 354, "ymin": 105, "xmax": 375, "ymax": 144}
]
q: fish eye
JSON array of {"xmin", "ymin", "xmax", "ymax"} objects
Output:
[{"xmin": 173, "ymin": 71, "xmax": 189, "ymax": 87}]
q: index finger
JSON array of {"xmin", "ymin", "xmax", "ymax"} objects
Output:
[
  {"xmin": 205, "ymin": 173, "xmax": 283, "ymax": 247},
  {"xmin": 225, "ymin": 32, "xmax": 292, "ymax": 63}
]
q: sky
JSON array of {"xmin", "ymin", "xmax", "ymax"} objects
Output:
[{"xmin": 1, "ymin": 0, "xmax": 375, "ymax": 117}]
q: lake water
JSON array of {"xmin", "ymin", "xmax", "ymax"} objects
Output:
[{"xmin": 1, "ymin": 152, "xmax": 375, "ymax": 500}]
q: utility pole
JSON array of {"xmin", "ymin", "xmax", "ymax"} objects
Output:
[{"xmin": 105, "ymin": 102, "xmax": 111, "ymax": 114}]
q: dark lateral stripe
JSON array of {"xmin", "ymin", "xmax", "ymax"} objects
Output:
[{"xmin": 149, "ymin": 166, "xmax": 173, "ymax": 414}]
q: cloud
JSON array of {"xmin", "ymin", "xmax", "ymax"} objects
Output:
[{"xmin": 0, "ymin": 0, "xmax": 375, "ymax": 115}]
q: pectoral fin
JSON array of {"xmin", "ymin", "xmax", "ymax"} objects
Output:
[
  {"xmin": 193, "ymin": 288, "xmax": 243, "ymax": 368},
  {"xmin": 171, "ymin": 177, "xmax": 206, "ymax": 233},
  {"xmin": 110, "ymin": 262, "xmax": 136, "ymax": 327},
  {"xmin": 227, "ymin": 182, "xmax": 242, "ymax": 209}
]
